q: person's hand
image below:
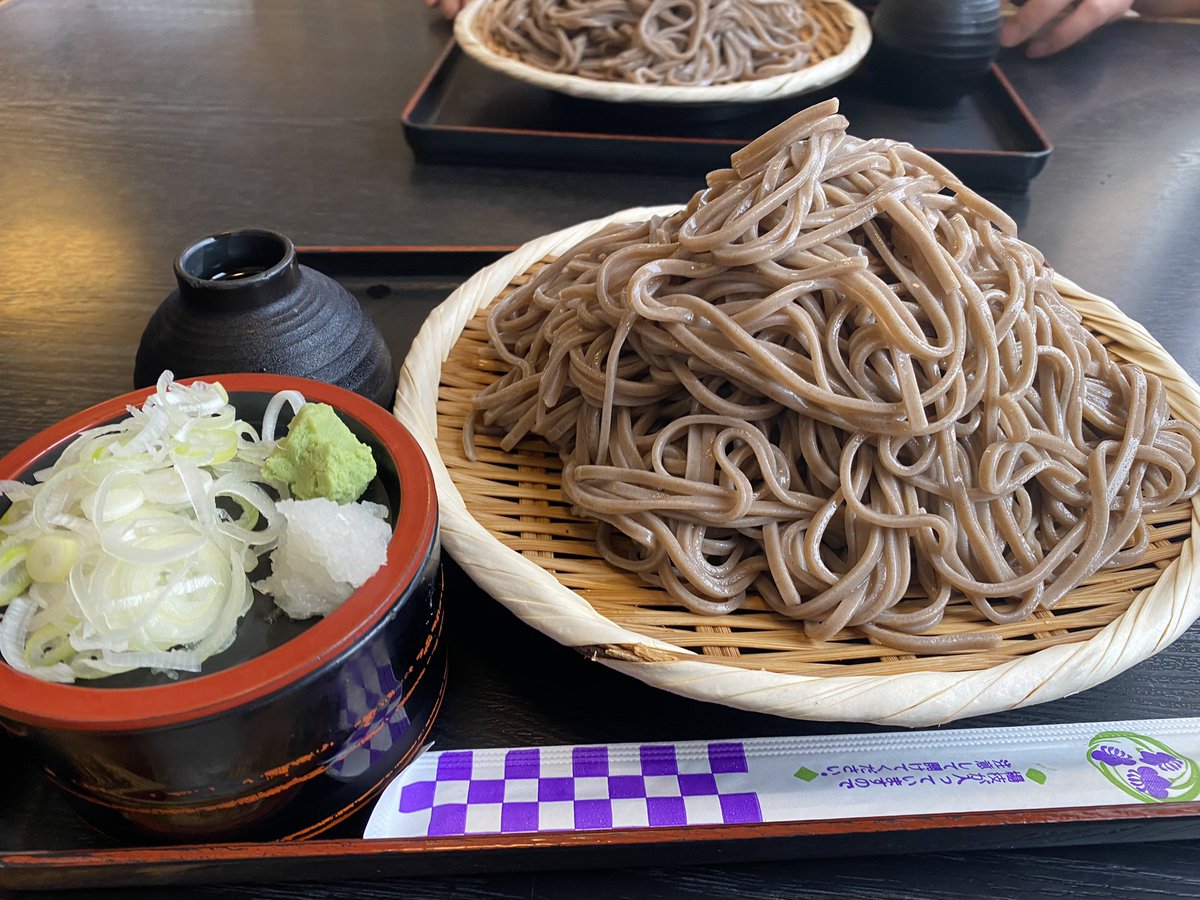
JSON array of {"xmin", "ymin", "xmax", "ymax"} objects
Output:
[
  {"xmin": 427, "ymin": 0, "xmax": 470, "ymax": 19},
  {"xmin": 1000, "ymin": 0, "xmax": 1134, "ymax": 57}
]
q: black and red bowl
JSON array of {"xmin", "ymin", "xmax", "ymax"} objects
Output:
[{"xmin": 0, "ymin": 374, "xmax": 445, "ymax": 843}]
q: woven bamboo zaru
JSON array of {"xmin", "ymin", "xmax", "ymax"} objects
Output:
[
  {"xmin": 454, "ymin": 0, "xmax": 872, "ymax": 105},
  {"xmin": 395, "ymin": 206, "xmax": 1200, "ymax": 727}
]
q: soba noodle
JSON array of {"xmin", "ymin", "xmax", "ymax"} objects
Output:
[
  {"xmin": 467, "ymin": 99, "xmax": 1200, "ymax": 651},
  {"xmin": 479, "ymin": 0, "xmax": 820, "ymax": 86}
]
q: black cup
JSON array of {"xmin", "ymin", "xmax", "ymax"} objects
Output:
[
  {"xmin": 868, "ymin": 0, "xmax": 1002, "ymax": 107},
  {"xmin": 135, "ymin": 228, "xmax": 397, "ymax": 408}
]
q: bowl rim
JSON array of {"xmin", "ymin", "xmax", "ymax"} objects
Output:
[{"xmin": 0, "ymin": 373, "xmax": 438, "ymax": 732}]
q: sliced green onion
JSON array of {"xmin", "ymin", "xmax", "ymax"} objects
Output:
[
  {"xmin": 0, "ymin": 371, "xmax": 298, "ymax": 682},
  {"xmin": 0, "ymin": 543, "xmax": 32, "ymax": 606},
  {"xmin": 26, "ymin": 534, "xmax": 78, "ymax": 584},
  {"xmin": 25, "ymin": 623, "xmax": 73, "ymax": 666}
]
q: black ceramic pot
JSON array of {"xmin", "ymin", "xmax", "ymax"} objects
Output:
[
  {"xmin": 135, "ymin": 229, "xmax": 397, "ymax": 409},
  {"xmin": 0, "ymin": 376, "xmax": 445, "ymax": 842},
  {"xmin": 868, "ymin": 0, "xmax": 1001, "ymax": 107}
]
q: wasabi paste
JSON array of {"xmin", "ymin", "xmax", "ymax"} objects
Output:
[{"xmin": 262, "ymin": 403, "xmax": 376, "ymax": 504}]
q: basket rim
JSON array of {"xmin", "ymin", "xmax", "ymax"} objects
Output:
[
  {"xmin": 453, "ymin": 0, "xmax": 872, "ymax": 106},
  {"xmin": 393, "ymin": 205, "xmax": 1200, "ymax": 727}
]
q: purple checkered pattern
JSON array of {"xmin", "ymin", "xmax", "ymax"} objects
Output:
[
  {"xmin": 392, "ymin": 742, "xmax": 762, "ymax": 836},
  {"xmin": 327, "ymin": 639, "xmax": 411, "ymax": 780}
]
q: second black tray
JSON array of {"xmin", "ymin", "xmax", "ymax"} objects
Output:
[{"xmin": 403, "ymin": 42, "xmax": 1052, "ymax": 190}]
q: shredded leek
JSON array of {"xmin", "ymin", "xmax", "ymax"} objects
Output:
[
  {"xmin": 0, "ymin": 372, "xmax": 302, "ymax": 682},
  {"xmin": 26, "ymin": 534, "xmax": 78, "ymax": 584},
  {"xmin": 0, "ymin": 542, "xmax": 31, "ymax": 606}
]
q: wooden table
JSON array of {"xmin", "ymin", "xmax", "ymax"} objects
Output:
[{"xmin": 3, "ymin": 1, "xmax": 1200, "ymax": 896}]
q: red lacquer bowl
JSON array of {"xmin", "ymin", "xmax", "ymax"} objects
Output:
[{"xmin": 0, "ymin": 374, "xmax": 445, "ymax": 842}]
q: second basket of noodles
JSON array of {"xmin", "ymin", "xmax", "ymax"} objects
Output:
[
  {"xmin": 396, "ymin": 99, "xmax": 1200, "ymax": 728},
  {"xmin": 453, "ymin": 0, "xmax": 871, "ymax": 104}
]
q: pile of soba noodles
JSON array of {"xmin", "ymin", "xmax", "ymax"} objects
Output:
[
  {"xmin": 466, "ymin": 99, "xmax": 1200, "ymax": 652},
  {"xmin": 478, "ymin": 0, "xmax": 821, "ymax": 86}
]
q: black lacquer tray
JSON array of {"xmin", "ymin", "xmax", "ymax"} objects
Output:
[
  {"xmin": 6, "ymin": 248, "xmax": 1200, "ymax": 895},
  {"xmin": 403, "ymin": 43, "xmax": 1052, "ymax": 189}
]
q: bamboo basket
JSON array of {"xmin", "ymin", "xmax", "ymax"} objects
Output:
[
  {"xmin": 394, "ymin": 206, "xmax": 1200, "ymax": 728},
  {"xmin": 453, "ymin": 0, "xmax": 871, "ymax": 105}
]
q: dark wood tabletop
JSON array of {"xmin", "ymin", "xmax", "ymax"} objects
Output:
[{"xmin": 4, "ymin": 0, "xmax": 1200, "ymax": 897}]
